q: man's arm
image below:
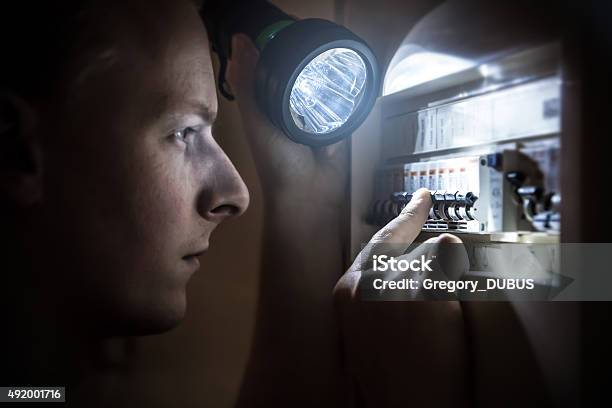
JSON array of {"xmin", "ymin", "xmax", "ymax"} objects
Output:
[
  {"xmin": 236, "ymin": 197, "xmax": 348, "ymax": 405},
  {"xmin": 227, "ymin": 33, "xmax": 469, "ymax": 407},
  {"xmin": 227, "ymin": 34, "xmax": 349, "ymax": 405}
]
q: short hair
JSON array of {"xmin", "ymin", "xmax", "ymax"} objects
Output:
[
  {"xmin": 1, "ymin": 0, "xmax": 205, "ymax": 100},
  {"xmin": 0, "ymin": 1, "xmax": 102, "ymax": 99}
]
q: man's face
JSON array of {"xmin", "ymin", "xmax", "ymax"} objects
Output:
[{"xmin": 32, "ymin": 0, "xmax": 249, "ymax": 335}]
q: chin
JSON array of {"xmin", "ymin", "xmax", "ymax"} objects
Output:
[
  {"xmin": 98, "ymin": 289, "xmax": 188, "ymax": 337},
  {"xmin": 140, "ymin": 292, "xmax": 188, "ymax": 335},
  {"xmin": 139, "ymin": 307, "xmax": 186, "ymax": 335}
]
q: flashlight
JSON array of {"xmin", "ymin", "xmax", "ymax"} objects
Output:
[{"xmin": 201, "ymin": 0, "xmax": 380, "ymax": 147}]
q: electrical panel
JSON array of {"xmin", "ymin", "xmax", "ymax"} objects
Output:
[{"xmin": 357, "ymin": 44, "xmax": 562, "ymax": 246}]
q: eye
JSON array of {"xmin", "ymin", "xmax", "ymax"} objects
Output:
[{"xmin": 172, "ymin": 126, "xmax": 201, "ymax": 144}]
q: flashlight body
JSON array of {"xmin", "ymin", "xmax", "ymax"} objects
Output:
[
  {"xmin": 201, "ymin": 0, "xmax": 296, "ymax": 99},
  {"xmin": 201, "ymin": 0, "xmax": 295, "ymax": 54}
]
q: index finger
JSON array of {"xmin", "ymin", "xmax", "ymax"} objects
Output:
[{"xmin": 352, "ymin": 188, "xmax": 432, "ymax": 271}]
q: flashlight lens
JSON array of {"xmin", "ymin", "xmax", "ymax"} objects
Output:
[{"xmin": 289, "ymin": 48, "xmax": 367, "ymax": 135}]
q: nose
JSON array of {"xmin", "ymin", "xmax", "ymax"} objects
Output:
[{"xmin": 197, "ymin": 149, "xmax": 250, "ymax": 224}]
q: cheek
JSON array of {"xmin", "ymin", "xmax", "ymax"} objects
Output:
[
  {"xmin": 131, "ymin": 146, "xmax": 196, "ymax": 244},
  {"xmin": 42, "ymin": 129, "xmax": 198, "ymax": 273},
  {"xmin": 40, "ymin": 134, "xmax": 201, "ymax": 326}
]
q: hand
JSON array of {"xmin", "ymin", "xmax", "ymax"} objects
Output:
[
  {"xmin": 226, "ymin": 33, "xmax": 349, "ymax": 208},
  {"xmin": 228, "ymin": 36, "xmax": 350, "ymax": 407},
  {"xmin": 333, "ymin": 189, "xmax": 470, "ymax": 407}
]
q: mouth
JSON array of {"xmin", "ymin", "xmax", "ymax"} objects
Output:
[{"xmin": 182, "ymin": 247, "xmax": 208, "ymax": 269}]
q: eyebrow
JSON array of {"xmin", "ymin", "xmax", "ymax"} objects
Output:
[
  {"xmin": 189, "ymin": 101, "xmax": 218, "ymax": 125},
  {"xmin": 153, "ymin": 97, "xmax": 218, "ymax": 128}
]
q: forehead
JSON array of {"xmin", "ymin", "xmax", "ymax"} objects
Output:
[{"xmin": 70, "ymin": 0, "xmax": 217, "ymax": 116}]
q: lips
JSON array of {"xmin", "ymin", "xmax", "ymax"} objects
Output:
[
  {"xmin": 185, "ymin": 248, "xmax": 207, "ymax": 258},
  {"xmin": 182, "ymin": 255, "xmax": 201, "ymax": 269},
  {"xmin": 182, "ymin": 246, "xmax": 208, "ymax": 270}
]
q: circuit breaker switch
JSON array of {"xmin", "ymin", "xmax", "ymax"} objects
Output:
[{"xmin": 432, "ymin": 190, "xmax": 446, "ymax": 220}]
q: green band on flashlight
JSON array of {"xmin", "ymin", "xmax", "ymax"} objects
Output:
[{"xmin": 255, "ymin": 20, "xmax": 295, "ymax": 51}]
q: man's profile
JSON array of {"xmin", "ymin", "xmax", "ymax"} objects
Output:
[
  {"xmin": 0, "ymin": 1, "xmax": 467, "ymax": 406},
  {"xmin": 1, "ymin": 0, "xmax": 250, "ymax": 384}
]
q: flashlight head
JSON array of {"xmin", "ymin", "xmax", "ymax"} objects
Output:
[
  {"xmin": 201, "ymin": 1, "xmax": 380, "ymax": 147},
  {"xmin": 255, "ymin": 18, "xmax": 380, "ymax": 146},
  {"xmin": 289, "ymin": 47, "xmax": 367, "ymax": 135}
]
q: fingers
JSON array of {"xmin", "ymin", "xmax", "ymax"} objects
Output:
[
  {"xmin": 226, "ymin": 34, "xmax": 259, "ymax": 105},
  {"xmin": 363, "ymin": 236, "xmax": 441, "ymax": 301},
  {"xmin": 396, "ymin": 234, "xmax": 468, "ymax": 300},
  {"xmin": 373, "ymin": 188, "xmax": 431, "ymax": 245},
  {"xmin": 381, "ymin": 236, "xmax": 444, "ymax": 282},
  {"xmin": 431, "ymin": 233, "xmax": 468, "ymax": 281},
  {"xmin": 227, "ymin": 33, "xmax": 285, "ymax": 151},
  {"xmin": 351, "ymin": 188, "xmax": 431, "ymax": 271},
  {"xmin": 337, "ymin": 233, "xmax": 468, "ymax": 302}
]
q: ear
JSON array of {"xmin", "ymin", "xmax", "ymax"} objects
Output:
[{"xmin": 0, "ymin": 92, "xmax": 43, "ymax": 206}]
